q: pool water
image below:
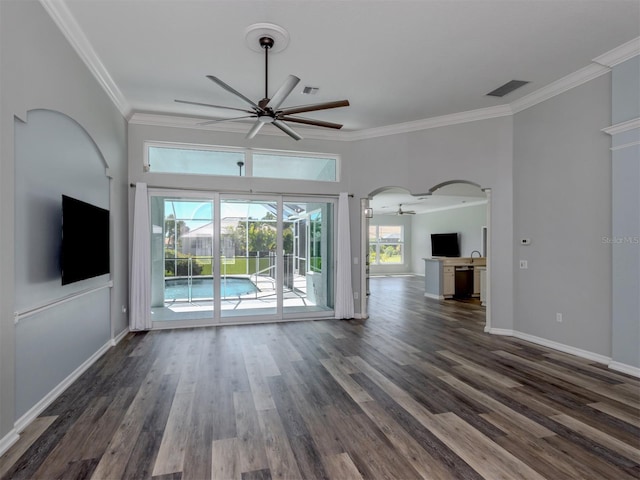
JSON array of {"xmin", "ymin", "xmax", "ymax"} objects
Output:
[{"xmin": 165, "ymin": 277, "xmax": 259, "ymax": 300}]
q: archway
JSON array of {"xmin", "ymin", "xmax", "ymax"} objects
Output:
[{"xmin": 362, "ymin": 182, "xmax": 491, "ymax": 329}]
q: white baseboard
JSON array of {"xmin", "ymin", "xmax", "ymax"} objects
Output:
[
  {"xmin": 424, "ymin": 293, "xmax": 444, "ymax": 301},
  {"xmin": 486, "ymin": 328, "xmax": 633, "ymax": 372},
  {"xmin": 111, "ymin": 327, "xmax": 129, "ymax": 346},
  {"xmin": 608, "ymin": 361, "xmax": 640, "ymax": 378},
  {"xmin": 13, "ymin": 338, "xmax": 113, "ymax": 434},
  {"xmin": 511, "ymin": 331, "xmax": 611, "ymax": 365},
  {"xmin": 486, "ymin": 327, "xmax": 513, "ymax": 336},
  {"xmin": 0, "ymin": 429, "xmax": 20, "ymax": 457}
]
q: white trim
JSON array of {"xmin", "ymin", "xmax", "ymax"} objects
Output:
[
  {"xmin": 487, "ymin": 328, "xmax": 640, "ymax": 377},
  {"xmin": 13, "ymin": 338, "xmax": 113, "ymax": 434},
  {"xmin": 424, "ymin": 292, "xmax": 444, "ymax": 301},
  {"xmin": 0, "ymin": 429, "xmax": 20, "ymax": 458},
  {"xmin": 608, "ymin": 361, "xmax": 640, "ymax": 378},
  {"xmin": 602, "ymin": 117, "xmax": 640, "ymax": 136},
  {"xmin": 511, "ymin": 331, "xmax": 611, "ymax": 364},
  {"xmin": 510, "ymin": 64, "xmax": 610, "ymax": 114},
  {"xmin": 130, "ymin": 106, "xmax": 513, "ymax": 142},
  {"xmin": 486, "ymin": 327, "xmax": 513, "ymax": 336},
  {"xmin": 592, "ymin": 36, "xmax": 640, "ymax": 68},
  {"xmin": 111, "ymin": 327, "xmax": 129, "ymax": 347},
  {"xmin": 130, "ymin": 113, "xmax": 345, "ymax": 141},
  {"xmin": 14, "ymin": 282, "xmax": 112, "ymax": 324},
  {"xmin": 346, "ymin": 105, "xmax": 513, "ymax": 141},
  {"xmin": 39, "ymin": 0, "xmax": 131, "ymax": 118},
  {"xmin": 611, "ymin": 141, "xmax": 640, "ymax": 152}
]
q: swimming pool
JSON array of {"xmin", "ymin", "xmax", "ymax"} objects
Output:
[{"xmin": 165, "ymin": 277, "xmax": 259, "ymax": 301}]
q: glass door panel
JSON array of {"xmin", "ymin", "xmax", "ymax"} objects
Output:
[
  {"xmin": 149, "ymin": 193, "xmax": 335, "ymax": 326},
  {"xmin": 282, "ymin": 200, "xmax": 334, "ymax": 315},
  {"xmin": 220, "ymin": 198, "xmax": 278, "ymax": 319},
  {"xmin": 150, "ymin": 196, "xmax": 215, "ymax": 323}
]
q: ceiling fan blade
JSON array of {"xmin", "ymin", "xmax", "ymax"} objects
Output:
[
  {"xmin": 278, "ymin": 99, "xmax": 350, "ymax": 116},
  {"xmin": 207, "ymin": 75, "xmax": 260, "ymax": 110},
  {"xmin": 267, "ymin": 75, "xmax": 300, "ymax": 110},
  {"xmin": 279, "ymin": 116, "xmax": 343, "ymax": 130},
  {"xmin": 246, "ymin": 120, "xmax": 265, "ymax": 139},
  {"xmin": 175, "ymin": 99, "xmax": 254, "ymax": 114},
  {"xmin": 198, "ymin": 115, "xmax": 256, "ymax": 126},
  {"xmin": 272, "ymin": 120, "xmax": 303, "ymax": 141}
]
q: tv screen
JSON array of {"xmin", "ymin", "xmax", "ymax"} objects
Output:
[
  {"xmin": 431, "ymin": 233, "xmax": 460, "ymax": 257},
  {"xmin": 61, "ymin": 195, "xmax": 110, "ymax": 285}
]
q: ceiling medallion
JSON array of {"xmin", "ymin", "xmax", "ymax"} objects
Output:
[{"xmin": 244, "ymin": 23, "xmax": 290, "ymax": 53}]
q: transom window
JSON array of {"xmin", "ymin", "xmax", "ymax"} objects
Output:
[
  {"xmin": 369, "ymin": 225, "xmax": 404, "ymax": 265},
  {"xmin": 145, "ymin": 142, "xmax": 338, "ymax": 182}
]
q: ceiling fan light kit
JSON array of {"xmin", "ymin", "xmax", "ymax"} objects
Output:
[{"xmin": 175, "ymin": 22, "xmax": 349, "ymax": 141}]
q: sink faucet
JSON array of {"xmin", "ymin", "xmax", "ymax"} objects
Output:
[{"xmin": 471, "ymin": 250, "xmax": 482, "ymax": 258}]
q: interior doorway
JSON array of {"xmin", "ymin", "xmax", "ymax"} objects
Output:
[{"xmin": 363, "ymin": 182, "xmax": 490, "ymax": 329}]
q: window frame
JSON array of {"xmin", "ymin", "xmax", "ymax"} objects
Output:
[
  {"xmin": 369, "ymin": 224, "xmax": 405, "ymax": 265},
  {"xmin": 144, "ymin": 141, "xmax": 340, "ymax": 182}
]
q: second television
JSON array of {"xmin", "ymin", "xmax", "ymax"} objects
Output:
[{"xmin": 431, "ymin": 233, "xmax": 460, "ymax": 257}]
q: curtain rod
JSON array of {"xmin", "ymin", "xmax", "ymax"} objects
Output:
[{"xmin": 129, "ymin": 183, "xmax": 353, "ymax": 198}]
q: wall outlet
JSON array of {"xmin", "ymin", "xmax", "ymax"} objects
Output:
[
  {"xmin": 556, "ymin": 313, "xmax": 563, "ymax": 322},
  {"xmin": 519, "ymin": 260, "xmax": 528, "ymax": 269},
  {"xmin": 353, "ymin": 291, "xmax": 359, "ymax": 300}
]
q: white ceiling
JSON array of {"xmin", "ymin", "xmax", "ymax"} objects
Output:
[
  {"xmin": 55, "ymin": 0, "xmax": 639, "ymax": 133},
  {"xmin": 369, "ymin": 184, "xmax": 487, "ymax": 216}
]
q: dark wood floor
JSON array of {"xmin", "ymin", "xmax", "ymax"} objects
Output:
[{"xmin": 2, "ymin": 276, "xmax": 639, "ymax": 479}]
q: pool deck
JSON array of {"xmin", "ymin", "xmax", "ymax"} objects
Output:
[{"xmin": 152, "ymin": 274, "xmax": 329, "ymax": 322}]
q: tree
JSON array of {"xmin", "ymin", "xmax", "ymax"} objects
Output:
[{"xmin": 164, "ymin": 214, "xmax": 189, "ymax": 250}]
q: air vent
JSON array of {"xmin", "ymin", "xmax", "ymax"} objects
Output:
[
  {"xmin": 302, "ymin": 86, "xmax": 319, "ymax": 95},
  {"xmin": 486, "ymin": 80, "xmax": 530, "ymax": 97}
]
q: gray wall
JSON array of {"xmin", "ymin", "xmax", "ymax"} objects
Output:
[
  {"xmin": 0, "ymin": 0, "xmax": 127, "ymax": 440},
  {"xmin": 513, "ymin": 74, "xmax": 612, "ymax": 357},
  {"xmin": 13, "ymin": 110, "xmax": 112, "ymax": 419},
  {"xmin": 129, "ymin": 115, "xmax": 515, "ymax": 334},
  {"xmin": 611, "ymin": 56, "xmax": 640, "ymax": 369},
  {"xmin": 411, "ymin": 204, "xmax": 487, "ymax": 274}
]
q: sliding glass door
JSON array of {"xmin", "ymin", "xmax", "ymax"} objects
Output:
[
  {"xmin": 150, "ymin": 195, "xmax": 215, "ymax": 323},
  {"xmin": 282, "ymin": 200, "xmax": 334, "ymax": 316},
  {"xmin": 149, "ymin": 192, "xmax": 335, "ymax": 326},
  {"xmin": 220, "ymin": 197, "xmax": 279, "ymax": 320}
]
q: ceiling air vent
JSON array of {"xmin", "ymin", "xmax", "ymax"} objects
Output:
[{"xmin": 486, "ymin": 80, "xmax": 530, "ymax": 97}]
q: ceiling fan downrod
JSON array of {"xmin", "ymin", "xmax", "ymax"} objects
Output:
[{"xmin": 259, "ymin": 36, "xmax": 274, "ymax": 104}]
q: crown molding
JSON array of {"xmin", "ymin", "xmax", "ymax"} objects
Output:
[
  {"xmin": 510, "ymin": 63, "xmax": 610, "ymax": 114},
  {"xmin": 129, "ymin": 105, "xmax": 514, "ymax": 142},
  {"xmin": 39, "ymin": 0, "xmax": 131, "ymax": 118},
  {"xmin": 128, "ymin": 113, "xmax": 349, "ymax": 141},
  {"xmin": 345, "ymin": 105, "xmax": 513, "ymax": 141},
  {"xmin": 602, "ymin": 117, "xmax": 640, "ymax": 136},
  {"xmin": 592, "ymin": 36, "xmax": 640, "ymax": 68}
]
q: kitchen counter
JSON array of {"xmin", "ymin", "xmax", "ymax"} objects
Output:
[{"xmin": 423, "ymin": 257, "xmax": 486, "ymax": 300}]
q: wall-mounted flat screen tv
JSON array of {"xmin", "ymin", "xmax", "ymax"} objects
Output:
[
  {"xmin": 61, "ymin": 195, "xmax": 110, "ymax": 285},
  {"xmin": 431, "ymin": 233, "xmax": 460, "ymax": 257}
]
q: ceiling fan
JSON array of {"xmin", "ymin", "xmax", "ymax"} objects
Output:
[
  {"xmin": 396, "ymin": 204, "xmax": 416, "ymax": 215},
  {"xmin": 175, "ymin": 36, "xmax": 350, "ymax": 141}
]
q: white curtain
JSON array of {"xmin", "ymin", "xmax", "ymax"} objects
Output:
[
  {"xmin": 335, "ymin": 192, "xmax": 354, "ymax": 319},
  {"xmin": 130, "ymin": 182, "xmax": 151, "ymax": 330}
]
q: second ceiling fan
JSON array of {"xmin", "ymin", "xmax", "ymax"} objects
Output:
[{"xmin": 176, "ymin": 36, "xmax": 349, "ymax": 141}]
